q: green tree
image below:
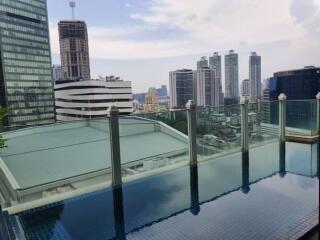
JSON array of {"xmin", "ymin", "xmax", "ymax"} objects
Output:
[{"xmin": 0, "ymin": 107, "xmax": 6, "ymax": 149}]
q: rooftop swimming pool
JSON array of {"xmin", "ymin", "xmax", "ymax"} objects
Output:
[{"xmin": 2, "ymin": 141, "xmax": 318, "ymax": 240}]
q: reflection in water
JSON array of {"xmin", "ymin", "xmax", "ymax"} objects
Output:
[
  {"xmin": 279, "ymin": 141, "xmax": 286, "ymax": 178},
  {"xmin": 113, "ymin": 187, "xmax": 126, "ymax": 240},
  {"xmin": 241, "ymin": 152, "xmax": 250, "ymax": 194},
  {"xmin": 317, "ymin": 142, "xmax": 320, "ymax": 178},
  {"xmin": 189, "ymin": 165, "xmax": 200, "ymax": 215}
]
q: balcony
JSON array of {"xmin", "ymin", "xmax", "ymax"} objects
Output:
[{"xmin": 0, "ymin": 94, "xmax": 319, "ymax": 240}]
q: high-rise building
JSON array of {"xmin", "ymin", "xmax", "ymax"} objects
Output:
[
  {"xmin": 225, "ymin": 50, "xmax": 239, "ymax": 104},
  {"xmin": 209, "ymin": 52, "xmax": 223, "ymax": 106},
  {"xmin": 249, "ymin": 52, "xmax": 261, "ymax": 102},
  {"xmin": 263, "ymin": 66, "xmax": 320, "ymax": 127},
  {"xmin": 169, "ymin": 69, "xmax": 195, "ymax": 108},
  {"xmin": 55, "ymin": 76, "xmax": 133, "ymax": 121},
  {"xmin": 194, "ymin": 62, "xmax": 220, "ymax": 107},
  {"xmin": 197, "ymin": 57, "xmax": 208, "ymax": 69},
  {"xmin": 241, "ymin": 79, "xmax": 250, "ymax": 97},
  {"xmin": 58, "ymin": 20, "xmax": 91, "ymax": 80},
  {"xmin": 0, "ymin": 0, "xmax": 55, "ymax": 126},
  {"xmin": 52, "ymin": 64, "xmax": 63, "ymax": 82}
]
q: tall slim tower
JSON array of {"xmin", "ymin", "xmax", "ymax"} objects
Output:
[
  {"xmin": 209, "ymin": 52, "xmax": 223, "ymax": 105},
  {"xmin": 0, "ymin": 0, "xmax": 55, "ymax": 126},
  {"xmin": 58, "ymin": 1, "xmax": 91, "ymax": 80},
  {"xmin": 249, "ymin": 52, "xmax": 261, "ymax": 102},
  {"xmin": 225, "ymin": 50, "xmax": 239, "ymax": 104}
]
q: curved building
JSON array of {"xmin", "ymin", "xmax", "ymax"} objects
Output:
[{"xmin": 55, "ymin": 77, "xmax": 133, "ymax": 121}]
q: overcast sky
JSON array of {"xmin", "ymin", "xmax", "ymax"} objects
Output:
[{"xmin": 47, "ymin": 0, "xmax": 320, "ymax": 93}]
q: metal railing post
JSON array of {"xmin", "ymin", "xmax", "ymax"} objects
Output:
[
  {"xmin": 240, "ymin": 97, "xmax": 249, "ymax": 155},
  {"xmin": 109, "ymin": 106, "xmax": 122, "ymax": 187},
  {"xmin": 278, "ymin": 94, "xmax": 287, "ymax": 142},
  {"xmin": 316, "ymin": 92, "xmax": 320, "ymax": 136},
  {"xmin": 186, "ymin": 100, "xmax": 197, "ymax": 165}
]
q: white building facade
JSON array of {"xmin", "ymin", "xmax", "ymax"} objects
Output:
[{"xmin": 55, "ymin": 77, "xmax": 133, "ymax": 121}]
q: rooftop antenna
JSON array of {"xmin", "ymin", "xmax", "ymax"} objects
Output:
[{"xmin": 69, "ymin": 0, "xmax": 76, "ymax": 20}]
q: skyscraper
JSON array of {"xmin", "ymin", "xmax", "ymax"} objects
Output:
[
  {"xmin": 52, "ymin": 64, "xmax": 63, "ymax": 82},
  {"xmin": 58, "ymin": 20, "xmax": 91, "ymax": 80},
  {"xmin": 249, "ymin": 52, "xmax": 261, "ymax": 102},
  {"xmin": 209, "ymin": 52, "xmax": 223, "ymax": 105},
  {"xmin": 225, "ymin": 50, "xmax": 239, "ymax": 104},
  {"xmin": 197, "ymin": 57, "xmax": 208, "ymax": 69},
  {"xmin": 169, "ymin": 69, "xmax": 195, "ymax": 108},
  {"xmin": 0, "ymin": 0, "xmax": 55, "ymax": 126}
]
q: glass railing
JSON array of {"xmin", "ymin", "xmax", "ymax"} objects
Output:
[
  {"xmin": 286, "ymin": 100, "xmax": 317, "ymax": 136},
  {"xmin": 0, "ymin": 98, "xmax": 318, "ymax": 212},
  {"xmin": 196, "ymin": 105, "xmax": 241, "ymax": 161},
  {"xmin": 118, "ymin": 113, "xmax": 189, "ymax": 180}
]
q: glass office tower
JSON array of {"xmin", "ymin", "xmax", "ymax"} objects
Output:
[{"xmin": 0, "ymin": 0, "xmax": 55, "ymax": 126}]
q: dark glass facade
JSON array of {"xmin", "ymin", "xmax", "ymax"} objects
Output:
[
  {"xmin": 264, "ymin": 67, "xmax": 320, "ymax": 128},
  {"xmin": 0, "ymin": 0, "xmax": 55, "ymax": 126}
]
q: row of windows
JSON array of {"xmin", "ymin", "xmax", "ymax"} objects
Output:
[
  {"xmin": 0, "ymin": 21, "xmax": 48, "ymax": 36},
  {"xmin": 8, "ymin": 100, "xmax": 53, "ymax": 108},
  {"xmin": 4, "ymin": 59, "xmax": 51, "ymax": 69},
  {"xmin": 1, "ymin": 30, "xmax": 48, "ymax": 43},
  {"xmin": 7, "ymin": 94, "xmax": 53, "ymax": 102},
  {"xmin": 2, "ymin": 37, "xmax": 49, "ymax": 50},
  {"xmin": 10, "ymin": 113, "xmax": 54, "ymax": 123},
  {"xmin": 3, "ymin": 52, "xmax": 50, "ymax": 62},
  {"xmin": 0, "ymin": 4, "xmax": 46, "ymax": 21},
  {"xmin": 6, "ymin": 80, "xmax": 52, "ymax": 88},
  {"xmin": 5, "ymin": 73, "xmax": 52, "ymax": 81},
  {"xmin": 0, "ymin": 0, "xmax": 46, "ymax": 15},
  {"xmin": 5, "ymin": 66, "xmax": 52, "ymax": 75},
  {"xmin": 7, "ymin": 87, "xmax": 53, "ymax": 94},
  {"xmin": 9, "ymin": 107, "xmax": 54, "ymax": 115},
  {"xmin": 13, "ymin": 0, "xmax": 45, "ymax": 8},
  {"xmin": 3, "ymin": 45, "xmax": 50, "ymax": 56}
]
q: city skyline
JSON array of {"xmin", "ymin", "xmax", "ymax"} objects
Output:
[{"xmin": 47, "ymin": 0, "xmax": 320, "ymax": 93}]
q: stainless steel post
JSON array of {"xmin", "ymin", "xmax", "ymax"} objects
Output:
[
  {"xmin": 278, "ymin": 94, "xmax": 287, "ymax": 142},
  {"xmin": 186, "ymin": 100, "xmax": 197, "ymax": 166}
]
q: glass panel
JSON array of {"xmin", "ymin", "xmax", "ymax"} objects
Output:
[
  {"xmin": 119, "ymin": 113, "xmax": 189, "ymax": 180},
  {"xmin": 286, "ymin": 100, "xmax": 316, "ymax": 136},
  {"xmin": 249, "ymin": 101, "xmax": 278, "ymax": 146},
  {"xmin": 0, "ymin": 118, "xmax": 111, "ymax": 206},
  {"xmin": 196, "ymin": 105, "xmax": 241, "ymax": 161}
]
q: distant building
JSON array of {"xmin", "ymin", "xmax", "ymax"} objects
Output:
[
  {"xmin": 169, "ymin": 69, "xmax": 195, "ymax": 108},
  {"xmin": 263, "ymin": 66, "xmax": 320, "ymax": 128},
  {"xmin": 241, "ymin": 79, "xmax": 250, "ymax": 97},
  {"xmin": 194, "ymin": 59, "xmax": 220, "ymax": 107},
  {"xmin": 58, "ymin": 20, "xmax": 91, "ymax": 80},
  {"xmin": 55, "ymin": 76, "xmax": 133, "ymax": 121},
  {"xmin": 209, "ymin": 52, "xmax": 224, "ymax": 105},
  {"xmin": 157, "ymin": 85, "xmax": 168, "ymax": 97},
  {"xmin": 133, "ymin": 93, "xmax": 146, "ymax": 104},
  {"xmin": 0, "ymin": 0, "xmax": 55, "ymax": 126},
  {"xmin": 144, "ymin": 88, "xmax": 159, "ymax": 112},
  {"xmin": 197, "ymin": 56, "xmax": 209, "ymax": 69},
  {"xmin": 249, "ymin": 52, "xmax": 261, "ymax": 102},
  {"xmin": 225, "ymin": 50, "xmax": 239, "ymax": 104},
  {"xmin": 53, "ymin": 65, "xmax": 63, "ymax": 82}
]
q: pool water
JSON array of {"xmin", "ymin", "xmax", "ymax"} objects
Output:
[{"xmin": 8, "ymin": 142, "xmax": 320, "ymax": 240}]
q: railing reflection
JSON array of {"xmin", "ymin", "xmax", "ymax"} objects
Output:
[
  {"xmin": 113, "ymin": 186, "xmax": 126, "ymax": 240},
  {"xmin": 241, "ymin": 152, "xmax": 250, "ymax": 194},
  {"xmin": 279, "ymin": 141, "xmax": 286, "ymax": 178},
  {"xmin": 189, "ymin": 165, "xmax": 200, "ymax": 215}
]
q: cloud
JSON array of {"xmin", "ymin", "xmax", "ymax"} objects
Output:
[{"xmin": 290, "ymin": 0, "xmax": 320, "ymax": 39}]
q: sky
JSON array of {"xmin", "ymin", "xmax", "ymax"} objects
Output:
[{"xmin": 47, "ymin": 0, "xmax": 320, "ymax": 93}]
